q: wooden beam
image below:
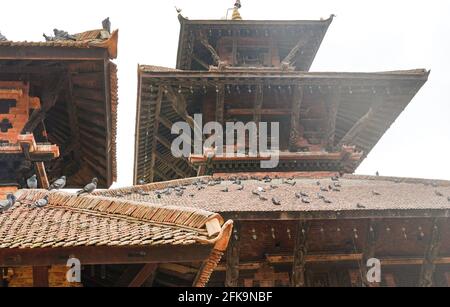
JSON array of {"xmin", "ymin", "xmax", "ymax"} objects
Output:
[
  {"xmin": 337, "ymin": 107, "xmax": 374, "ymax": 147},
  {"xmin": 419, "ymin": 218, "xmax": 444, "ymax": 287},
  {"xmin": 65, "ymin": 73, "xmax": 81, "ymax": 165},
  {"xmin": 155, "ymin": 152, "xmax": 187, "ymax": 178},
  {"xmin": 0, "ymin": 46, "xmax": 108, "ymax": 60},
  {"xmin": 291, "ymin": 221, "xmax": 310, "ymax": 287},
  {"xmin": 227, "ymin": 108, "xmax": 291, "ymax": 116},
  {"xmin": 253, "ymin": 85, "xmax": 263, "ymax": 125},
  {"xmin": 0, "ymin": 245, "xmax": 212, "ymax": 267},
  {"xmin": 103, "ymin": 60, "xmax": 113, "ymax": 187},
  {"xmin": 326, "ymin": 91, "xmax": 341, "ymax": 150},
  {"xmin": 35, "ymin": 162, "xmax": 49, "ymax": 189},
  {"xmin": 225, "ymin": 222, "xmax": 240, "ymax": 287},
  {"xmin": 289, "ymin": 86, "xmax": 304, "ymax": 151},
  {"xmin": 149, "ymin": 86, "xmax": 164, "ymax": 182},
  {"xmin": 360, "ymin": 219, "xmax": 379, "ymax": 287},
  {"xmin": 32, "ymin": 266, "xmax": 49, "ymax": 287},
  {"xmin": 215, "ymin": 84, "xmax": 225, "ymax": 125},
  {"xmin": 192, "ymin": 54, "xmax": 210, "ymax": 70},
  {"xmin": 128, "ymin": 263, "xmax": 158, "ymax": 287}
]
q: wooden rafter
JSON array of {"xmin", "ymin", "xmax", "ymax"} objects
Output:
[
  {"xmin": 192, "ymin": 54, "xmax": 210, "ymax": 70},
  {"xmin": 155, "ymin": 152, "xmax": 187, "ymax": 178},
  {"xmin": 419, "ymin": 218, "xmax": 444, "ymax": 287},
  {"xmin": 291, "ymin": 221, "xmax": 310, "ymax": 287},
  {"xmin": 128, "ymin": 264, "xmax": 158, "ymax": 287},
  {"xmin": 337, "ymin": 107, "xmax": 374, "ymax": 148},
  {"xmin": 289, "ymin": 86, "xmax": 304, "ymax": 151},
  {"xmin": 35, "ymin": 162, "xmax": 49, "ymax": 189},
  {"xmin": 281, "ymin": 39, "xmax": 308, "ymax": 69},
  {"xmin": 225, "ymin": 222, "xmax": 240, "ymax": 287}
]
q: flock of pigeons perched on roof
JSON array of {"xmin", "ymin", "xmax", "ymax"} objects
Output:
[
  {"xmin": 0, "ymin": 176, "xmax": 99, "ymax": 214},
  {"xmin": 0, "ymin": 18, "xmax": 111, "ymax": 43}
]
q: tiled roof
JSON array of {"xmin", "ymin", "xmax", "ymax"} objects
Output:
[
  {"xmin": 0, "ymin": 190, "xmax": 227, "ymax": 249},
  {"xmin": 93, "ymin": 175, "xmax": 450, "ymax": 214},
  {"xmin": 0, "ymin": 29, "xmax": 118, "ymax": 59}
]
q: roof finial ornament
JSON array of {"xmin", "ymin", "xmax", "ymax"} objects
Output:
[{"xmin": 232, "ymin": 0, "xmax": 242, "ymax": 20}]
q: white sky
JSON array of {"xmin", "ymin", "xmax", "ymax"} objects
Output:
[{"xmin": 2, "ymin": 0, "xmax": 450, "ymax": 187}]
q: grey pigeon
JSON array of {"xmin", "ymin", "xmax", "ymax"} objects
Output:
[
  {"xmin": 53, "ymin": 29, "xmax": 76, "ymax": 40},
  {"xmin": 102, "ymin": 17, "xmax": 111, "ymax": 33},
  {"xmin": 252, "ymin": 190, "xmax": 260, "ymax": 196},
  {"xmin": 301, "ymin": 198, "xmax": 311, "ymax": 204},
  {"xmin": 259, "ymin": 195, "xmax": 268, "ymax": 201},
  {"xmin": 0, "ymin": 32, "xmax": 7, "ymax": 41},
  {"xmin": 272, "ymin": 197, "xmax": 282, "ymax": 206},
  {"xmin": 221, "ymin": 187, "xmax": 229, "ymax": 193},
  {"xmin": 138, "ymin": 179, "xmax": 146, "ymax": 185},
  {"xmin": 331, "ymin": 176, "xmax": 339, "ymax": 181},
  {"xmin": 0, "ymin": 194, "xmax": 16, "ymax": 213},
  {"xmin": 317, "ymin": 193, "xmax": 325, "ymax": 200},
  {"xmin": 334, "ymin": 182, "xmax": 342, "ymax": 188},
  {"xmin": 356, "ymin": 203, "xmax": 366, "ymax": 209},
  {"xmin": 320, "ymin": 187, "xmax": 329, "ymax": 192},
  {"xmin": 76, "ymin": 178, "xmax": 98, "ymax": 196},
  {"xmin": 435, "ymin": 191, "xmax": 444, "ymax": 197},
  {"xmin": 237, "ymin": 185, "xmax": 244, "ymax": 191},
  {"xmin": 323, "ymin": 198, "xmax": 332, "ymax": 204},
  {"xmin": 27, "ymin": 174, "xmax": 38, "ymax": 189},
  {"xmin": 316, "ymin": 181, "xmax": 321, "ymax": 186},
  {"xmin": 372, "ymin": 190, "xmax": 381, "ymax": 196},
  {"xmin": 31, "ymin": 195, "xmax": 49, "ymax": 209},
  {"xmin": 175, "ymin": 190, "xmax": 184, "ymax": 197},
  {"xmin": 48, "ymin": 176, "xmax": 66, "ymax": 190}
]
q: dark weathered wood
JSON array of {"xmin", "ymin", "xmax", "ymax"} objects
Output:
[
  {"xmin": 360, "ymin": 219, "xmax": 379, "ymax": 287},
  {"xmin": 326, "ymin": 91, "xmax": 341, "ymax": 150},
  {"xmin": 192, "ymin": 54, "xmax": 210, "ymax": 70},
  {"xmin": 215, "ymin": 84, "xmax": 225, "ymax": 125},
  {"xmin": 225, "ymin": 222, "xmax": 240, "ymax": 287},
  {"xmin": 291, "ymin": 221, "xmax": 310, "ymax": 287},
  {"xmin": 289, "ymin": 86, "xmax": 304, "ymax": 151},
  {"xmin": 419, "ymin": 218, "xmax": 444, "ymax": 287},
  {"xmin": 0, "ymin": 246, "xmax": 212, "ymax": 267},
  {"xmin": 155, "ymin": 152, "xmax": 187, "ymax": 178},
  {"xmin": 103, "ymin": 60, "xmax": 113, "ymax": 187},
  {"xmin": 35, "ymin": 162, "xmax": 49, "ymax": 189},
  {"xmin": 32, "ymin": 266, "xmax": 49, "ymax": 287},
  {"xmin": 0, "ymin": 46, "xmax": 108, "ymax": 60},
  {"xmin": 128, "ymin": 264, "xmax": 158, "ymax": 287},
  {"xmin": 65, "ymin": 74, "xmax": 81, "ymax": 164},
  {"xmin": 149, "ymin": 87, "xmax": 164, "ymax": 182},
  {"xmin": 281, "ymin": 39, "xmax": 307, "ymax": 69},
  {"xmin": 253, "ymin": 85, "xmax": 263, "ymax": 125}
]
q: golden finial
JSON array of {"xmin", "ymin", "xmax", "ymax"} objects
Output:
[{"xmin": 231, "ymin": 0, "xmax": 242, "ymax": 20}]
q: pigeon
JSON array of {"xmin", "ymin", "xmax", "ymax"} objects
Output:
[
  {"xmin": 31, "ymin": 195, "xmax": 49, "ymax": 209},
  {"xmin": 0, "ymin": 194, "xmax": 16, "ymax": 213},
  {"xmin": 175, "ymin": 6, "xmax": 182, "ymax": 14},
  {"xmin": 237, "ymin": 185, "xmax": 244, "ymax": 191},
  {"xmin": 102, "ymin": 17, "xmax": 111, "ymax": 33},
  {"xmin": 0, "ymin": 32, "xmax": 7, "ymax": 42},
  {"xmin": 317, "ymin": 193, "xmax": 325, "ymax": 200},
  {"xmin": 53, "ymin": 29, "xmax": 76, "ymax": 40},
  {"xmin": 435, "ymin": 191, "xmax": 444, "ymax": 197},
  {"xmin": 285, "ymin": 180, "xmax": 296, "ymax": 187},
  {"xmin": 189, "ymin": 193, "xmax": 195, "ymax": 198},
  {"xmin": 48, "ymin": 176, "xmax": 66, "ymax": 191},
  {"xmin": 323, "ymin": 198, "xmax": 332, "ymax": 204},
  {"xmin": 376, "ymin": 171, "xmax": 380, "ymax": 177},
  {"xmin": 331, "ymin": 176, "xmax": 340, "ymax": 182},
  {"xmin": 137, "ymin": 190, "xmax": 150, "ymax": 196},
  {"xmin": 270, "ymin": 184, "xmax": 278, "ymax": 190},
  {"xmin": 272, "ymin": 197, "xmax": 282, "ymax": 206},
  {"xmin": 296, "ymin": 192, "xmax": 309, "ymax": 199},
  {"xmin": 356, "ymin": 203, "xmax": 366, "ymax": 209},
  {"xmin": 334, "ymin": 182, "xmax": 342, "ymax": 188},
  {"xmin": 257, "ymin": 187, "xmax": 265, "ymax": 193},
  {"xmin": 27, "ymin": 174, "xmax": 38, "ymax": 189},
  {"xmin": 252, "ymin": 190, "xmax": 260, "ymax": 196},
  {"xmin": 76, "ymin": 178, "xmax": 98, "ymax": 196},
  {"xmin": 316, "ymin": 181, "xmax": 321, "ymax": 186},
  {"xmin": 372, "ymin": 190, "xmax": 381, "ymax": 196},
  {"xmin": 301, "ymin": 198, "xmax": 311, "ymax": 204},
  {"xmin": 221, "ymin": 187, "xmax": 229, "ymax": 193},
  {"xmin": 332, "ymin": 188, "xmax": 341, "ymax": 192},
  {"xmin": 320, "ymin": 187, "xmax": 329, "ymax": 192},
  {"xmin": 175, "ymin": 190, "xmax": 184, "ymax": 197},
  {"xmin": 447, "ymin": 196, "xmax": 450, "ymax": 202},
  {"xmin": 259, "ymin": 195, "xmax": 268, "ymax": 201},
  {"xmin": 138, "ymin": 179, "xmax": 146, "ymax": 185}
]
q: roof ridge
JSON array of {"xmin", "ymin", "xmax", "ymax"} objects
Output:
[
  {"xmin": 344, "ymin": 174, "xmax": 450, "ymax": 187},
  {"xmin": 16, "ymin": 189, "xmax": 221, "ymax": 230}
]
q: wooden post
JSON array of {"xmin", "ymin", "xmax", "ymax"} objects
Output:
[
  {"xmin": 128, "ymin": 264, "xmax": 157, "ymax": 287},
  {"xmin": 253, "ymin": 84, "xmax": 263, "ymax": 125},
  {"xmin": 289, "ymin": 86, "xmax": 304, "ymax": 151},
  {"xmin": 35, "ymin": 162, "xmax": 49, "ymax": 189},
  {"xmin": 419, "ymin": 218, "xmax": 444, "ymax": 287},
  {"xmin": 216, "ymin": 84, "xmax": 225, "ymax": 125},
  {"xmin": 361, "ymin": 219, "xmax": 379, "ymax": 287},
  {"xmin": 32, "ymin": 266, "xmax": 49, "ymax": 287},
  {"xmin": 291, "ymin": 221, "xmax": 310, "ymax": 287},
  {"xmin": 225, "ymin": 222, "xmax": 240, "ymax": 287},
  {"xmin": 326, "ymin": 91, "xmax": 340, "ymax": 151}
]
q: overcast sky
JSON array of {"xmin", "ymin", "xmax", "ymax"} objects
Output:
[{"xmin": 2, "ymin": 0, "xmax": 450, "ymax": 187}]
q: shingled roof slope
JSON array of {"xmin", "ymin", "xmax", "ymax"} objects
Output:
[
  {"xmin": 93, "ymin": 175, "xmax": 450, "ymax": 217},
  {"xmin": 0, "ymin": 190, "xmax": 229, "ymax": 249}
]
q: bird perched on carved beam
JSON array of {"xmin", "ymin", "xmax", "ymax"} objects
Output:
[
  {"xmin": 30, "ymin": 195, "xmax": 49, "ymax": 209},
  {"xmin": 48, "ymin": 176, "xmax": 66, "ymax": 191},
  {"xmin": 27, "ymin": 174, "xmax": 38, "ymax": 189},
  {"xmin": 102, "ymin": 17, "xmax": 111, "ymax": 33},
  {"xmin": 0, "ymin": 194, "xmax": 16, "ymax": 213},
  {"xmin": 76, "ymin": 178, "xmax": 98, "ymax": 196},
  {"xmin": 0, "ymin": 32, "xmax": 7, "ymax": 41}
]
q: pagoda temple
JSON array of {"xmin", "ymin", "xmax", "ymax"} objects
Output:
[{"xmin": 131, "ymin": 3, "xmax": 450, "ymax": 287}]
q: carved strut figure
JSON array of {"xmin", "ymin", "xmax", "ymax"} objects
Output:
[
  {"xmin": 76, "ymin": 178, "xmax": 98, "ymax": 196},
  {"xmin": 0, "ymin": 194, "xmax": 16, "ymax": 214},
  {"xmin": 27, "ymin": 174, "xmax": 38, "ymax": 189},
  {"xmin": 48, "ymin": 176, "xmax": 66, "ymax": 191}
]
